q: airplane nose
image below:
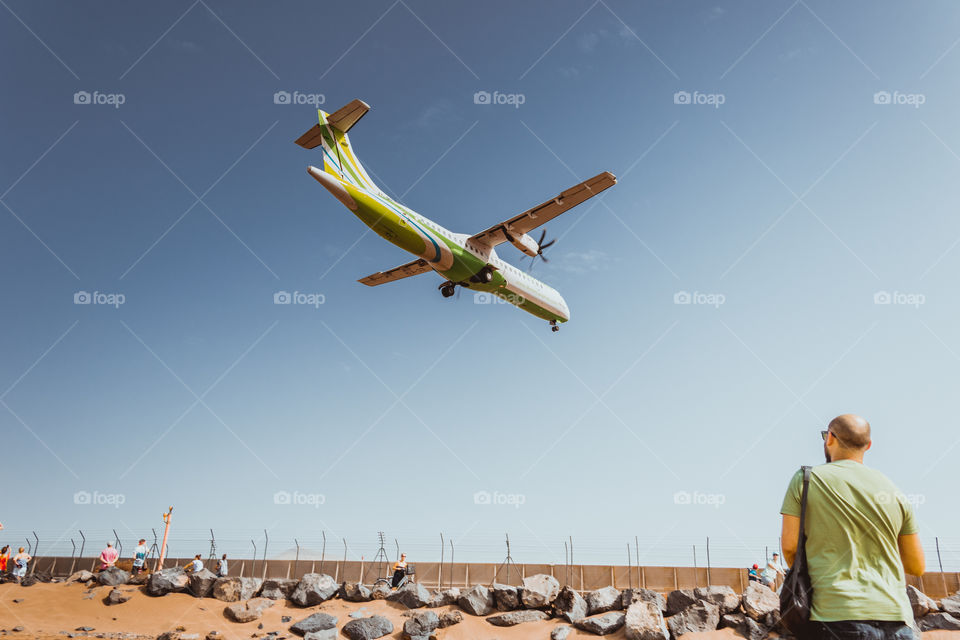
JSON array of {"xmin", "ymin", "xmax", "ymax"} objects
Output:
[{"xmin": 307, "ymin": 165, "xmax": 358, "ymax": 211}]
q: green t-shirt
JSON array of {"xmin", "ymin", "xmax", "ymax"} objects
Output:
[{"xmin": 780, "ymin": 459, "xmax": 918, "ymax": 623}]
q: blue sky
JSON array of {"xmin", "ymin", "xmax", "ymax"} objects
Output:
[{"xmin": 2, "ymin": 0, "xmax": 960, "ymax": 569}]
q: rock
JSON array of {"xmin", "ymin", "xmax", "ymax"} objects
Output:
[
  {"xmin": 188, "ymin": 569, "xmax": 218, "ymax": 598},
  {"xmin": 486, "ymin": 610, "xmax": 549, "ymax": 626},
  {"xmin": 694, "ymin": 585, "xmax": 741, "ymax": 614},
  {"xmin": 665, "ymin": 589, "xmax": 697, "ymax": 616},
  {"xmin": 303, "ymin": 631, "xmax": 337, "ymax": 640},
  {"xmin": 667, "ymin": 601, "xmax": 720, "ymax": 637},
  {"xmin": 741, "ymin": 582, "xmax": 778, "ymax": 621},
  {"xmin": 104, "ymin": 588, "xmax": 131, "ymax": 606},
  {"xmin": 458, "ymin": 584, "xmax": 494, "ymax": 616},
  {"xmin": 369, "ymin": 582, "xmax": 391, "ymax": 599},
  {"xmin": 289, "ymin": 612, "xmax": 337, "ymax": 636},
  {"xmin": 289, "ymin": 573, "xmax": 337, "ymax": 607},
  {"xmin": 128, "ymin": 571, "xmax": 149, "ymax": 586},
  {"xmin": 19, "ymin": 575, "xmax": 39, "ymax": 587},
  {"xmin": 575, "ymin": 611, "xmax": 626, "ymax": 635},
  {"xmin": 438, "ymin": 610, "xmax": 462, "ymax": 628},
  {"xmin": 147, "ymin": 568, "xmax": 189, "ymax": 596},
  {"xmin": 212, "ymin": 577, "xmax": 262, "ymax": 603},
  {"xmin": 224, "ymin": 598, "xmax": 275, "ymax": 623},
  {"xmin": 67, "ymin": 570, "xmax": 95, "ymax": 584},
  {"xmin": 96, "ymin": 567, "xmax": 130, "ymax": 587},
  {"xmin": 341, "ymin": 616, "xmax": 393, "ymax": 640},
  {"xmin": 205, "ymin": 633, "xmax": 224, "ymax": 640},
  {"xmin": 586, "ymin": 586, "xmax": 622, "ymax": 615},
  {"xmin": 428, "ymin": 587, "xmax": 459, "ymax": 608},
  {"xmin": 553, "ymin": 585, "xmax": 588, "ymax": 623},
  {"xmin": 919, "ymin": 612, "xmax": 960, "ymax": 631},
  {"xmin": 388, "ymin": 582, "xmax": 432, "ymax": 609},
  {"xmin": 720, "ymin": 612, "xmax": 767, "ymax": 640},
  {"xmin": 259, "ymin": 578, "xmax": 297, "ymax": 600},
  {"xmin": 907, "ymin": 585, "xmax": 939, "ymax": 619},
  {"xmin": 339, "ymin": 582, "xmax": 372, "ymax": 603},
  {"xmin": 551, "ymin": 625, "xmax": 572, "ymax": 640},
  {"xmin": 521, "ymin": 574, "xmax": 560, "ymax": 608},
  {"xmin": 12, "ymin": 626, "xmax": 24, "ymax": 632},
  {"xmin": 491, "ymin": 583, "xmax": 520, "ymax": 611},
  {"xmin": 402, "ymin": 610, "xmax": 440, "ymax": 639},
  {"xmin": 621, "ymin": 588, "xmax": 666, "ymax": 614},
  {"xmin": 942, "ymin": 593, "xmax": 960, "ymax": 616},
  {"xmin": 624, "ymin": 601, "xmax": 669, "ymax": 640}
]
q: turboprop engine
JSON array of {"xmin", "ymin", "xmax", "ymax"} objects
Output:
[{"xmin": 508, "ymin": 232, "xmax": 540, "ymax": 257}]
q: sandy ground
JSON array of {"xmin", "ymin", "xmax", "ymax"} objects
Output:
[{"xmin": 0, "ymin": 583, "xmax": 957, "ymax": 640}]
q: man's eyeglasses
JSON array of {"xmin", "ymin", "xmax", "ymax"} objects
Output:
[{"xmin": 820, "ymin": 430, "xmax": 830, "ymax": 442}]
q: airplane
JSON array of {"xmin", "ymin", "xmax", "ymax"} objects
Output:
[{"xmin": 296, "ymin": 99, "xmax": 616, "ymax": 331}]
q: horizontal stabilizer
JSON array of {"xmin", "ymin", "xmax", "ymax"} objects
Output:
[
  {"xmin": 327, "ymin": 99, "xmax": 370, "ymax": 133},
  {"xmin": 295, "ymin": 124, "xmax": 325, "ymax": 149},
  {"xmin": 358, "ymin": 258, "xmax": 433, "ymax": 287}
]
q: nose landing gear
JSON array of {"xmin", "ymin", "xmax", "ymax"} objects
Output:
[
  {"xmin": 550, "ymin": 320, "xmax": 559, "ymax": 332},
  {"xmin": 440, "ymin": 283, "xmax": 456, "ymax": 298}
]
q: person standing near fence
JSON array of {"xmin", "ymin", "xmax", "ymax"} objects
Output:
[
  {"xmin": 761, "ymin": 553, "xmax": 784, "ymax": 590},
  {"xmin": 99, "ymin": 543, "xmax": 119, "ymax": 570},
  {"xmin": 12, "ymin": 547, "xmax": 31, "ymax": 583},
  {"xmin": 216, "ymin": 553, "xmax": 228, "ymax": 577},
  {"xmin": 132, "ymin": 539, "xmax": 148, "ymax": 575},
  {"xmin": 780, "ymin": 414, "xmax": 925, "ymax": 640}
]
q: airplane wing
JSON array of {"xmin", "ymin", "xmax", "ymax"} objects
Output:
[
  {"xmin": 358, "ymin": 258, "xmax": 433, "ymax": 287},
  {"xmin": 469, "ymin": 172, "xmax": 617, "ymax": 248}
]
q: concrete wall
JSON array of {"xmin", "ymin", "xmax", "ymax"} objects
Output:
[{"xmin": 29, "ymin": 555, "xmax": 960, "ymax": 598}]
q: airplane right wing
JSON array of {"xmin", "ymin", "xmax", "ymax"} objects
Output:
[{"xmin": 358, "ymin": 258, "xmax": 433, "ymax": 287}]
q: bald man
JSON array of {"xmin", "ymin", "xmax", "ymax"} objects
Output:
[{"xmin": 780, "ymin": 414, "xmax": 925, "ymax": 640}]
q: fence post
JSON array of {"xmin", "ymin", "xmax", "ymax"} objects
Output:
[
  {"xmin": 438, "ymin": 534, "xmax": 444, "ymax": 590},
  {"xmin": 262, "ymin": 530, "xmax": 269, "ymax": 580},
  {"xmin": 250, "ymin": 540, "xmax": 257, "ymax": 578},
  {"xmin": 293, "ymin": 539, "xmax": 300, "ymax": 579},
  {"xmin": 693, "ymin": 545, "xmax": 698, "ymax": 588},
  {"xmin": 705, "ymin": 537, "xmax": 712, "ymax": 585},
  {"xmin": 937, "ymin": 537, "xmax": 947, "ymax": 596},
  {"xmin": 69, "ymin": 539, "xmax": 77, "ymax": 575}
]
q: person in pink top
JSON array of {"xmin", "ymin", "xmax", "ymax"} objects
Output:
[{"xmin": 99, "ymin": 542, "xmax": 119, "ymax": 570}]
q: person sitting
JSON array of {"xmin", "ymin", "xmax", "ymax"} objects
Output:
[
  {"xmin": 184, "ymin": 554, "xmax": 203, "ymax": 573},
  {"xmin": 391, "ymin": 553, "xmax": 408, "ymax": 588},
  {"xmin": 216, "ymin": 553, "xmax": 228, "ymax": 577},
  {"xmin": 748, "ymin": 563, "xmax": 761, "ymax": 582}
]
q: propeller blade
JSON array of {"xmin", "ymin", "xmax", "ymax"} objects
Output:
[{"xmin": 540, "ymin": 239, "xmax": 556, "ymax": 250}]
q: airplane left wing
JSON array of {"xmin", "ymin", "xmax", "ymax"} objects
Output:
[
  {"xmin": 469, "ymin": 172, "xmax": 617, "ymax": 248},
  {"xmin": 358, "ymin": 258, "xmax": 433, "ymax": 287}
]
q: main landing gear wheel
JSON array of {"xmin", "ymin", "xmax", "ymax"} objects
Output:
[
  {"xmin": 550, "ymin": 320, "xmax": 559, "ymax": 332},
  {"xmin": 470, "ymin": 267, "xmax": 494, "ymax": 284},
  {"xmin": 440, "ymin": 284, "xmax": 456, "ymax": 298}
]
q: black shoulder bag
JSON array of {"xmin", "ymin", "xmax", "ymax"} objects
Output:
[{"xmin": 779, "ymin": 465, "xmax": 813, "ymax": 634}]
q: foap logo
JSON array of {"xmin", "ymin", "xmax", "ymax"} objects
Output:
[
  {"xmin": 273, "ymin": 90, "xmax": 325, "ymax": 106},
  {"xmin": 873, "ymin": 90, "xmax": 925, "ymax": 108},
  {"xmin": 73, "ymin": 90, "xmax": 126, "ymax": 109},
  {"xmin": 473, "ymin": 90, "xmax": 526, "ymax": 108},
  {"xmin": 273, "ymin": 291, "xmax": 325, "ymax": 308},
  {"xmin": 74, "ymin": 490, "xmax": 126, "ymax": 508},
  {"xmin": 875, "ymin": 490, "xmax": 926, "ymax": 510},
  {"xmin": 873, "ymin": 290, "xmax": 925, "ymax": 308},
  {"xmin": 673, "ymin": 490, "xmax": 725, "ymax": 509},
  {"xmin": 673, "ymin": 90, "xmax": 725, "ymax": 108},
  {"xmin": 473, "ymin": 490, "xmax": 526, "ymax": 509},
  {"xmin": 674, "ymin": 291, "xmax": 726, "ymax": 308},
  {"xmin": 474, "ymin": 292, "xmax": 525, "ymax": 305},
  {"xmin": 273, "ymin": 490, "xmax": 325, "ymax": 508},
  {"xmin": 74, "ymin": 291, "xmax": 126, "ymax": 308}
]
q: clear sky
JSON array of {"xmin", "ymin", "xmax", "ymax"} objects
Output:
[{"xmin": 2, "ymin": 0, "xmax": 959, "ymax": 570}]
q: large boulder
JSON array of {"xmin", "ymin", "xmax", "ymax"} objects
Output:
[
  {"xmin": 919, "ymin": 612, "xmax": 960, "ymax": 631},
  {"xmin": 97, "ymin": 567, "xmax": 130, "ymax": 586},
  {"xmin": 458, "ymin": 584, "xmax": 494, "ymax": 616},
  {"xmin": 370, "ymin": 582, "xmax": 391, "ymax": 599},
  {"xmin": 290, "ymin": 573, "xmax": 338, "ymax": 607},
  {"xmin": 388, "ymin": 582, "xmax": 432, "ymax": 609},
  {"xmin": 492, "ymin": 583, "xmax": 521, "ymax": 611},
  {"xmin": 403, "ymin": 610, "xmax": 439, "ymax": 639},
  {"xmin": 694, "ymin": 585, "xmax": 741, "ymax": 614},
  {"xmin": 146, "ymin": 567, "xmax": 189, "ymax": 596},
  {"xmin": 667, "ymin": 600, "xmax": 720, "ymax": 637},
  {"xmin": 188, "ymin": 569, "xmax": 218, "ymax": 598},
  {"xmin": 624, "ymin": 601, "xmax": 669, "ymax": 640},
  {"xmin": 290, "ymin": 612, "xmax": 338, "ymax": 636},
  {"xmin": 104, "ymin": 588, "xmax": 132, "ymax": 606},
  {"xmin": 553, "ymin": 585, "xmax": 588, "ymax": 623},
  {"xmin": 907, "ymin": 585, "xmax": 939, "ymax": 619},
  {"xmin": 212, "ymin": 577, "xmax": 262, "ymax": 602},
  {"xmin": 720, "ymin": 612, "xmax": 766, "ymax": 640},
  {"xmin": 942, "ymin": 593, "xmax": 960, "ymax": 616},
  {"xmin": 260, "ymin": 578, "xmax": 297, "ymax": 600},
  {"xmin": 340, "ymin": 582, "xmax": 372, "ymax": 602},
  {"xmin": 521, "ymin": 574, "xmax": 560, "ymax": 608},
  {"xmin": 486, "ymin": 610, "xmax": 550, "ymax": 626},
  {"xmin": 67, "ymin": 570, "xmax": 95, "ymax": 584},
  {"xmin": 224, "ymin": 597, "xmax": 274, "ymax": 623},
  {"xmin": 665, "ymin": 589, "xmax": 697, "ymax": 615},
  {"xmin": 428, "ymin": 587, "xmax": 459, "ymax": 608},
  {"xmin": 586, "ymin": 586, "xmax": 622, "ymax": 615},
  {"xmin": 438, "ymin": 610, "xmax": 463, "ymax": 628},
  {"xmin": 622, "ymin": 588, "xmax": 666, "ymax": 614},
  {"xmin": 575, "ymin": 611, "xmax": 626, "ymax": 635},
  {"xmin": 341, "ymin": 615, "xmax": 393, "ymax": 640},
  {"xmin": 741, "ymin": 582, "xmax": 778, "ymax": 621}
]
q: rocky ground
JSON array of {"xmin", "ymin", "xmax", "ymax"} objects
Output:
[{"xmin": 1, "ymin": 568, "xmax": 959, "ymax": 640}]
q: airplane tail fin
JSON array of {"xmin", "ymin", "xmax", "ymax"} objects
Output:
[{"xmin": 295, "ymin": 99, "xmax": 381, "ymax": 193}]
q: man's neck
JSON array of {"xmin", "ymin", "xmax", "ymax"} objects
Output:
[{"xmin": 831, "ymin": 453, "xmax": 864, "ymax": 463}]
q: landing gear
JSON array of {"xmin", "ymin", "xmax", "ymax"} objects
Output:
[
  {"xmin": 440, "ymin": 284, "xmax": 456, "ymax": 298},
  {"xmin": 470, "ymin": 266, "xmax": 494, "ymax": 284},
  {"xmin": 550, "ymin": 320, "xmax": 559, "ymax": 332}
]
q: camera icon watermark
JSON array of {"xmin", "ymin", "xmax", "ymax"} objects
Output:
[
  {"xmin": 274, "ymin": 291, "xmax": 325, "ymax": 308},
  {"xmin": 74, "ymin": 291, "xmax": 125, "ymax": 308},
  {"xmin": 273, "ymin": 490, "xmax": 325, "ymax": 508},
  {"xmin": 473, "ymin": 90, "xmax": 526, "ymax": 108},
  {"xmin": 875, "ymin": 490, "xmax": 925, "ymax": 510},
  {"xmin": 273, "ymin": 90, "xmax": 325, "ymax": 106},
  {"xmin": 73, "ymin": 90, "xmax": 126, "ymax": 109},
  {"xmin": 873, "ymin": 90, "xmax": 925, "ymax": 108},
  {"xmin": 473, "ymin": 489, "xmax": 525, "ymax": 508},
  {"xmin": 74, "ymin": 490, "xmax": 126, "ymax": 508},
  {"xmin": 873, "ymin": 290, "xmax": 924, "ymax": 308},
  {"xmin": 673, "ymin": 90, "xmax": 725, "ymax": 108},
  {"xmin": 673, "ymin": 490, "xmax": 725, "ymax": 509},
  {"xmin": 674, "ymin": 290, "xmax": 725, "ymax": 308}
]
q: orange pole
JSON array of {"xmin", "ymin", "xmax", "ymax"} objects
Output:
[{"xmin": 156, "ymin": 507, "xmax": 173, "ymax": 571}]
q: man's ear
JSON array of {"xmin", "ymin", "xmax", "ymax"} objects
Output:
[{"xmin": 865, "ymin": 441, "xmax": 872, "ymax": 451}]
